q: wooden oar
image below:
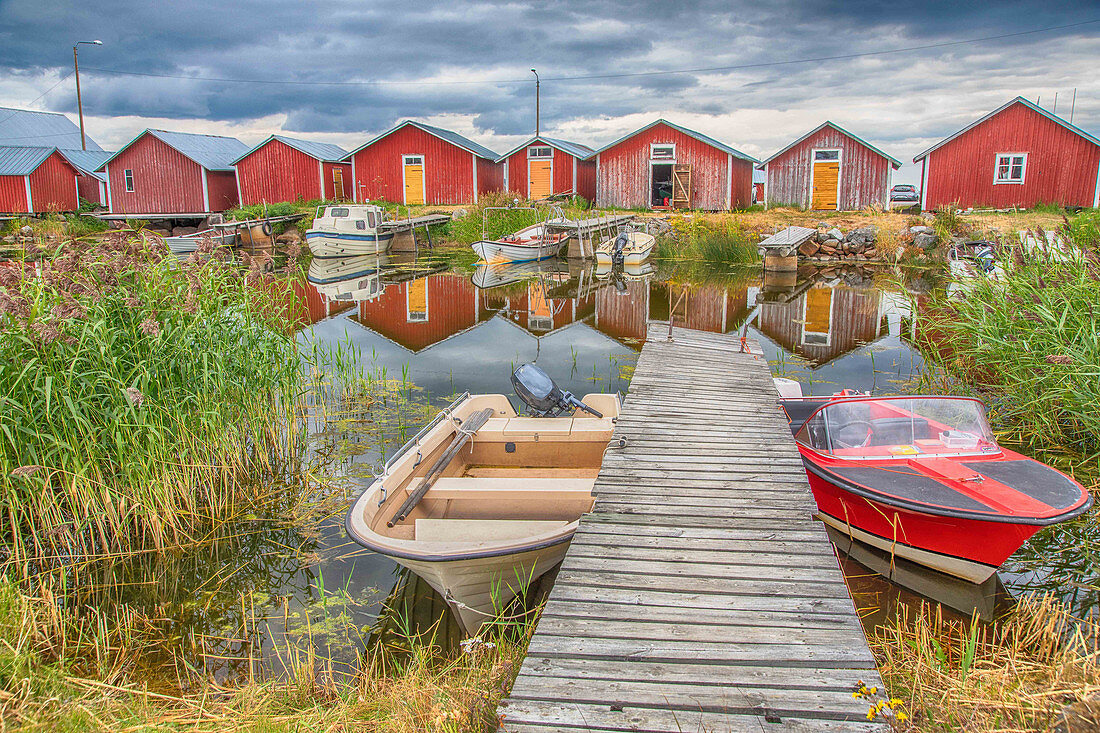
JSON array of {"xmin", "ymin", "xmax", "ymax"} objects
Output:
[{"xmin": 387, "ymin": 407, "xmax": 495, "ymax": 527}]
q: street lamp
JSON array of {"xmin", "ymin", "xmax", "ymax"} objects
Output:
[
  {"xmin": 73, "ymin": 40, "xmax": 103, "ymax": 150},
  {"xmin": 530, "ymin": 69, "xmax": 540, "ymax": 138}
]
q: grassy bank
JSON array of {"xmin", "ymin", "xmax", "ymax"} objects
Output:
[
  {"xmin": 656, "ymin": 216, "xmax": 760, "ymax": 268},
  {"xmin": 0, "ymin": 233, "xmax": 306, "ymax": 566}
]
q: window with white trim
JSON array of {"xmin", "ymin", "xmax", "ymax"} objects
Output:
[
  {"xmin": 813, "ymin": 150, "xmax": 840, "ymax": 161},
  {"xmin": 124, "ymin": 169, "xmax": 134, "ymax": 192},
  {"xmin": 650, "ymin": 144, "xmax": 675, "ymax": 160},
  {"xmin": 527, "ymin": 146, "xmax": 552, "ymax": 159},
  {"xmin": 403, "ymin": 155, "xmax": 424, "ymax": 166},
  {"xmin": 994, "ymin": 154, "xmax": 1026, "ymax": 184}
]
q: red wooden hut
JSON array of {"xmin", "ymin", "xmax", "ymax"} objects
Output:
[
  {"xmin": 759, "ymin": 121, "xmax": 901, "ymax": 211},
  {"xmin": 592, "ymin": 120, "xmax": 757, "ymax": 210},
  {"xmin": 914, "ymin": 97, "xmax": 1100, "ymax": 210},
  {"xmin": 233, "ymin": 135, "xmax": 351, "ymax": 205},
  {"xmin": 345, "ymin": 121, "xmax": 502, "ymax": 205},
  {"xmin": 0, "ymin": 147, "xmax": 80, "ymax": 213},
  {"xmin": 100, "ymin": 129, "xmax": 248, "ymax": 215},
  {"xmin": 0, "ymin": 107, "xmax": 110, "ymax": 207},
  {"xmin": 497, "ymin": 136, "xmax": 595, "ymax": 201}
]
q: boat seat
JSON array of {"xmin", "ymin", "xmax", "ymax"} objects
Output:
[
  {"xmin": 426, "ymin": 477, "xmax": 596, "ymax": 500},
  {"xmin": 869, "ymin": 417, "xmax": 931, "ymax": 446},
  {"xmin": 414, "ymin": 518, "xmax": 569, "ymax": 543}
]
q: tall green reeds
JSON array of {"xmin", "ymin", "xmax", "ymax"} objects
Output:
[
  {"xmin": 0, "ymin": 232, "xmax": 305, "ymax": 565},
  {"xmin": 658, "ymin": 216, "xmax": 760, "ymax": 267}
]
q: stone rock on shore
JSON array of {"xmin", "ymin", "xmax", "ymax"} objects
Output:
[
  {"xmin": 846, "ymin": 226, "xmax": 877, "ymax": 246},
  {"xmin": 913, "ymin": 233, "xmax": 938, "ymax": 250}
]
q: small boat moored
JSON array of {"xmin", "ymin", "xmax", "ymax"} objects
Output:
[
  {"xmin": 164, "ymin": 228, "xmax": 237, "ymax": 255},
  {"xmin": 778, "ymin": 389, "xmax": 1091, "ymax": 583},
  {"xmin": 345, "ymin": 364, "xmax": 620, "ymax": 632},
  {"xmin": 471, "ymin": 223, "xmax": 569, "ymax": 264},
  {"xmin": 594, "ymin": 230, "xmax": 656, "ymax": 266},
  {"xmin": 306, "ymin": 204, "xmax": 395, "ymax": 258}
]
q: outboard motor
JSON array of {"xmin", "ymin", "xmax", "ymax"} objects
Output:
[
  {"xmin": 611, "ymin": 232, "xmax": 630, "ymax": 265},
  {"xmin": 972, "ymin": 241, "xmax": 996, "ymax": 273},
  {"xmin": 511, "ymin": 363, "xmax": 603, "ymax": 418}
]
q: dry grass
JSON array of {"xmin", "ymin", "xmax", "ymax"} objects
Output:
[{"xmin": 875, "ymin": 594, "xmax": 1100, "ymax": 732}]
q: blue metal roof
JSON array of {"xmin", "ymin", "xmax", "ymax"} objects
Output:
[
  {"xmin": 0, "ymin": 107, "xmax": 102, "ymax": 151},
  {"xmin": 101, "ymin": 129, "xmax": 248, "ymax": 172},
  {"xmin": 591, "ymin": 119, "xmax": 759, "ymax": 163},
  {"xmin": 348, "ymin": 120, "xmax": 499, "ymax": 160},
  {"xmin": 496, "ymin": 136, "xmax": 595, "ymax": 162},
  {"xmin": 0, "ymin": 146, "xmax": 55, "ymax": 175},
  {"xmin": 232, "ymin": 135, "xmax": 348, "ymax": 165},
  {"xmin": 60, "ymin": 149, "xmax": 112, "ymax": 180}
]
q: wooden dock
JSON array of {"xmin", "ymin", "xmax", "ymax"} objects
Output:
[
  {"xmin": 547, "ymin": 213, "xmax": 637, "ymax": 258},
  {"xmin": 498, "ymin": 324, "xmax": 886, "ymax": 732},
  {"xmin": 378, "ymin": 213, "xmax": 452, "ymax": 232}
]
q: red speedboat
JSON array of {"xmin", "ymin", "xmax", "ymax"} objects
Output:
[{"xmin": 779, "ymin": 392, "xmax": 1092, "ymax": 583}]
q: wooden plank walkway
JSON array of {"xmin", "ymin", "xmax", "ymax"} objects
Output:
[{"xmin": 498, "ymin": 324, "xmax": 886, "ymax": 732}]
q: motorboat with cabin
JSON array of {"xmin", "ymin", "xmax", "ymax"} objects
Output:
[
  {"xmin": 778, "ymin": 386, "xmax": 1091, "ymax": 583},
  {"xmin": 306, "ymin": 204, "xmax": 395, "ymax": 258},
  {"xmin": 345, "ymin": 364, "xmax": 620, "ymax": 633},
  {"xmin": 594, "ymin": 230, "xmax": 656, "ymax": 266}
]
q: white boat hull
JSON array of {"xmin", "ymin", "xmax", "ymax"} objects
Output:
[
  {"xmin": 306, "ymin": 231, "xmax": 394, "ymax": 258},
  {"xmin": 165, "ymin": 229, "xmax": 237, "ymax": 254},
  {"xmin": 594, "ymin": 231, "xmax": 656, "ymax": 265},
  {"xmin": 472, "ymin": 238, "xmax": 564, "ymax": 264}
]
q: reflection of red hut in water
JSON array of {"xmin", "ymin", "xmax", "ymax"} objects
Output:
[
  {"xmin": 484, "ymin": 280, "xmax": 594, "ymax": 334},
  {"xmin": 595, "ymin": 282, "xmax": 750, "ymax": 342},
  {"xmin": 278, "ymin": 279, "xmax": 357, "ymax": 327},
  {"xmin": 352, "ymin": 274, "xmax": 484, "ymax": 351},
  {"xmin": 756, "ymin": 285, "xmax": 882, "ymax": 366},
  {"xmin": 595, "ymin": 280, "xmax": 650, "ymax": 341}
]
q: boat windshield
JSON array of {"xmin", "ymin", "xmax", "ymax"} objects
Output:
[{"xmin": 794, "ymin": 396, "xmax": 999, "ymax": 459}]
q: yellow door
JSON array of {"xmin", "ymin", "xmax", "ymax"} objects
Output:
[
  {"xmin": 529, "ymin": 159, "xmax": 552, "ymax": 199},
  {"xmin": 404, "ymin": 157, "xmax": 425, "ymax": 205},
  {"xmin": 811, "ymin": 161, "xmax": 839, "ymax": 210}
]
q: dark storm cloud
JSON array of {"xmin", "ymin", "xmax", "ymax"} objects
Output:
[{"xmin": 0, "ymin": 0, "xmax": 1097, "ymax": 158}]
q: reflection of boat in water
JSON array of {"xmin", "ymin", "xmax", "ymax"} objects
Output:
[
  {"xmin": 307, "ymin": 254, "xmax": 387, "ymax": 302},
  {"xmin": 593, "ymin": 261, "xmax": 655, "ymax": 281},
  {"xmin": 471, "ymin": 223, "xmax": 569, "ymax": 264},
  {"xmin": 306, "ymin": 204, "xmax": 395, "ymax": 258},
  {"xmin": 779, "ymin": 387, "xmax": 1091, "ymax": 583},
  {"xmin": 471, "ymin": 259, "xmax": 569, "ymax": 290},
  {"xmin": 367, "ymin": 568, "xmax": 464, "ymax": 656},
  {"xmin": 165, "ymin": 228, "xmax": 237, "ymax": 254},
  {"xmin": 594, "ymin": 231, "xmax": 656, "ymax": 266},
  {"xmin": 827, "ymin": 525, "xmax": 1005, "ymax": 619},
  {"xmin": 346, "ymin": 366, "xmax": 620, "ymax": 633}
]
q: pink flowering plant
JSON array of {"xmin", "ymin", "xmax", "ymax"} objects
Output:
[{"xmin": 0, "ymin": 232, "xmax": 304, "ymax": 562}]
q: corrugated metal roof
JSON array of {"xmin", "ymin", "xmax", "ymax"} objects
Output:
[
  {"xmin": 591, "ymin": 119, "xmax": 759, "ymax": 163},
  {"xmin": 495, "ymin": 136, "xmax": 595, "ymax": 162},
  {"xmin": 758, "ymin": 121, "xmax": 902, "ymax": 168},
  {"xmin": 348, "ymin": 120, "xmax": 499, "ymax": 160},
  {"xmin": 232, "ymin": 134, "xmax": 348, "ymax": 165},
  {"xmin": 60, "ymin": 149, "xmax": 112, "ymax": 180},
  {"xmin": 914, "ymin": 96, "xmax": 1100, "ymax": 162},
  {"xmin": 0, "ymin": 107, "xmax": 103, "ymax": 151},
  {"xmin": 0, "ymin": 146, "xmax": 55, "ymax": 175},
  {"xmin": 100, "ymin": 129, "xmax": 248, "ymax": 171}
]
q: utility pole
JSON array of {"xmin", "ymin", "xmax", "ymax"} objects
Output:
[
  {"xmin": 73, "ymin": 40, "xmax": 103, "ymax": 150},
  {"xmin": 531, "ymin": 69, "xmax": 540, "ymax": 137}
]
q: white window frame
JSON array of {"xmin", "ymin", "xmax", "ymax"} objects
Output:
[
  {"xmin": 808, "ymin": 148, "xmax": 843, "ymax": 209},
  {"xmin": 527, "ymin": 146, "xmax": 552, "ymax": 159},
  {"xmin": 124, "ymin": 169, "xmax": 134, "ymax": 192},
  {"xmin": 401, "ymin": 155, "xmax": 425, "ymax": 205},
  {"xmin": 649, "ymin": 143, "xmax": 676, "ymax": 162},
  {"xmin": 993, "ymin": 153, "xmax": 1027, "ymax": 185}
]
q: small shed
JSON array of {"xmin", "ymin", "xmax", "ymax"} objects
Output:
[
  {"xmin": 100, "ymin": 129, "xmax": 249, "ymax": 215},
  {"xmin": 592, "ymin": 119, "xmax": 758, "ymax": 210},
  {"xmin": 497, "ymin": 136, "xmax": 595, "ymax": 201},
  {"xmin": 914, "ymin": 97, "xmax": 1100, "ymax": 210},
  {"xmin": 0, "ymin": 106, "xmax": 109, "ymax": 207},
  {"xmin": 759, "ymin": 122, "xmax": 901, "ymax": 211},
  {"xmin": 0, "ymin": 147, "xmax": 81, "ymax": 214},
  {"xmin": 346, "ymin": 121, "xmax": 502, "ymax": 205},
  {"xmin": 233, "ymin": 135, "xmax": 351, "ymax": 206}
]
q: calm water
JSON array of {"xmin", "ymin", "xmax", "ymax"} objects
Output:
[{"xmin": 104, "ymin": 253, "xmax": 1096, "ymax": 681}]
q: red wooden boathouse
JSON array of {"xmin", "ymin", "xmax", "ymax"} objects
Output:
[
  {"xmin": 0, "ymin": 107, "xmax": 111, "ymax": 207},
  {"xmin": 100, "ymin": 129, "xmax": 248, "ymax": 214},
  {"xmin": 233, "ymin": 135, "xmax": 351, "ymax": 205},
  {"xmin": 497, "ymin": 136, "xmax": 595, "ymax": 201},
  {"xmin": 345, "ymin": 121, "xmax": 502, "ymax": 205},
  {"xmin": 0, "ymin": 147, "xmax": 81, "ymax": 213},
  {"xmin": 592, "ymin": 120, "xmax": 758, "ymax": 210},
  {"xmin": 759, "ymin": 121, "xmax": 901, "ymax": 210},
  {"xmin": 915, "ymin": 97, "xmax": 1100, "ymax": 210}
]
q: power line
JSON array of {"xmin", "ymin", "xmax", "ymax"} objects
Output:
[
  {"xmin": 77, "ymin": 18, "xmax": 1100, "ymax": 87},
  {"xmin": 0, "ymin": 70, "xmax": 76, "ymax": 130}
]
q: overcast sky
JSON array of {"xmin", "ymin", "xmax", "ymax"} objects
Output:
[{"xmin": 1, "ymin": 0, "xmax": 1098, "ymax": 183}]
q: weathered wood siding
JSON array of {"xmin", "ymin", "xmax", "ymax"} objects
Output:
[
  {"xmin": 321, "ymin": 161, "xmax": 353, "ymax": 201},
  {"xmin": 765, "ymin": 125, "xmax": 893, "ymax": 210},
  {"xmin": 106, "ymin": 133, "xmax": 206, "ymax": 213},
  {"xmin": 923, "ymin": 101, "xmax": 1100, "ymax": 209},
  {"xmin": 596, "ymin": 122, "xmax": 753, "ymax": 210},
  {"xmin": 236, "ymin": 139, "xmax": 321, "ymax": 205},
  {"xmin": 0, "ymin": 175, "xmax": 29, "ymax": 213},
  {"xmin": 28, "ymin": 151, "xmax": 79, "ymax": 212},
  {"xmin": 475, "ymin": 156, "xmax": 503, "ymax": 197},
  {"xmin": 575, "ymin": 157, "xmax": 596, "ymax": 201},
  {"xmin": 205, "ymin": 170, "xmax": 239, "ymax": 211},
  {"xmin": 350, "ymin": 126, "xmax": 478, "ymax": 205},
  {"xmin": 77, "ymin": 173, "xmax": 104, "ymax": 205}
]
